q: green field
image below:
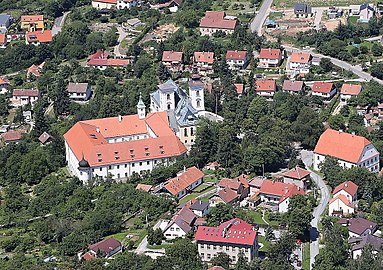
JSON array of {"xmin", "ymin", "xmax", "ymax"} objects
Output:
[
  {"xmin": 303, "ymin": 243, "xmax": 310, "ymax": 269},
  {"xmin": 272, "ymin": 0, "xmax": 367, "ymax": 8}
]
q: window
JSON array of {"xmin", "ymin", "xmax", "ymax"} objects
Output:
[
  {"xmin": 117, "ymin": 173, "xmax": 120, "ymax": 178},
  {"xmin": 226, "ymin": 246, "xmax": 229, "ymax": 251},
  {"xmin": 170, "ymin": 227, "xmax": 174, "ymax": 231},
  {"xmin": 100, "ymin": 167, "xmax": 103, "ymax": 171},
  {"xmin": 196, "ymin": 90, "xmax": 200, "ymax": 97},
  {"xmin": 132, "ymin": 163, "xmax": 135, "ymax": 167},
  {"xmin": 139, "ymin": 162, "xmax": 142, "ymax": 166},
  {"xmin": 197, "ymin": 100, "xmax": 201, "ymax": 107},
  {"xmin": 125, "ymin": 172, "xmax": 128, "ymax": 177},
  {"xmin": 117, "ymin": 165, "xmax": 120, "ymax": 169},
  {"xmin": 207, "ymin": 245, "xmax": 210, "ymax": 250},
  {"xmin": 167, "ymin": 94, "xmax": 171, "ymax": 100},
  {"xmin": 109, "ymin": 165, "xmax": 112, "ymax": 170},
  {"xmin": 207, "ymin": 254, "xmax": 211, "ymax": 259},
  {"xmin": 200, "ymin": 253, "xmax": 204, "ymax": 258},
  {"xmin": 147, "ymin": 161, "xmax": 150, "ymax": 165},
  {"xmin": 184, "ymin": 128, "xmax": 188, "ymax": 137},
  {"xmin": 125, "ymin": 164, "xmax": 127, "ymax": 168},
  {"xmin": 176, "ymin": 228, "xmax": 180, "ymax": 231},
  {"xmin": 167, "ymin": 104, "xmax": 171, "ymax": 110},
  {"xmin": 213, "ymin": 246, "xmax": 217, "ymax": 250}
]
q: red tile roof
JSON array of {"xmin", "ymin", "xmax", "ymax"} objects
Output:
[
  {"xmin": 1, "ymin": 131, "xmax": 23, "ymax": 142},
  {"xmin": 162, "ymin": 51, "xmax": 183, "ymax": 62},
  {"xmin": 0, "ymin": 77, "xmax": 9, "ymax": 85},
  {"xmin": 282, "ymin": 80, "xmax": 304, "ymax": 92},
  {"xmin": 226, "ymin": 50, "xmax": 247, "ymax": 60},
  {"xmin": 290, "ymin": 52, "xmax": 311, "ymax": 63},
  {"xmin": 93, "ymin": 0, "xmax": 117, "ymax": 3},
  {"xmin": 199, "ymin": 11, "xmax": 237, "ymax": 30},
  {"xmin": 340, "ymin": 84, "xmax": 362, "ymax": 96},
  {"xmin": 259, "ymin": 180, "xmax": 304, "ymax": 203},
  {"xmin": 195, "ymin": 218, "xmax": 257, "ymax": 246},
  {"xmin": 216, "ymin": 187, "xmax": 239, "ymax": 203},
  {"xmin": 329, "ymin": 194, "xmax": 354, "ymax": 208},
  {"xmin": 312, "ymin": 82, "xmax": 334, "ymax": 94},
  {"xmin": 136, "ymin": 184, "xmax": 153, "ymax": 192},
  {"xmin": 13, "ymin": 89, "xmax": 39, "ymax": 97},
  {"xmin": 63, "ymin": 112, "xmax": 187, "ymax": 167},
  {"xmin": 21, "ymin": 15, "xmax": 43, "ymax": 22},
  {"xmin": 333, "ymin": 181, "xmax": 358, "ymax": 197},
  {"xmin": 87, "ymin": 51, "xmax": 130, "ymax": 67},
  {"xmin": 194, "ymin": 52, "xmax": 214, "ymax": 64},
  {"xmin": 255, "ymin": 79, "xmax": 276, "ymax": 92},
  {"xmin": 89, "ymin": 238, "xmax": 121, "ymax": 254},
  {"xmin": 260, "ymin": 48, "xmax": 281, "ymax": 60},
  {"xmin": 26, "ymin": 30, "xmax": 52, "ymax": 43},
  {"xmin": 165, "ymin": 166, "xmax": 204, "ymax": 196},
  {"xmin": 27, "ymin": 63, "xmax": 43, "ymax": 77},
  {"xmin": 0, "ymin": 34, "xmax": 5, "ymax": 44},
  {"xmin": 282, "ymin": 167, "xmax": 311, "ymax": 180},
  {"xmin": 82, "ymin": 251, "xmax": 95, "ymax": 261},
  {"xmin": 209, "ymin": 266, "xmax": 225, "ymax": 270},
  {"xmin": 248, "ymin": 177, "xmax": 264, "ymax": 188},
  {"xmin": 234, "ymin": 83, "xmax": 244, "ymax": 94},
  {"xmin": 314, "ymin": 129, "xmax": 371, "ymax": 163},
  {"xmin": 218, "ymin": 174, "xmax": 249, "ymax": 190}
]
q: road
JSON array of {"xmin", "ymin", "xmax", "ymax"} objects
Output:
[
  {"xmin": 283, "ymin": 45, "xmax": 383, "ymax": 85},
  {"xmin": 52, "ymin": 11, "xmax": 70, "ymax": 36},
  {"xmin": 300, "ymin": 150, "xmax": 330, "ymax": 270},
  {"xmin": 312, "ymin": 8, "xmax": 324, "ymax": 31},
  {"xmin": 113, "ymin": 26, "xmax": 129, "ymax": 57},
  {"xmin": 250, "ymin": 0, "xmax": 273, "ymax": 36},
  {"xmin": 134, "ymin": 220, "xmax": 165, "ymax": 257}
]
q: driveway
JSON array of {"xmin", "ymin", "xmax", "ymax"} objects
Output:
[
  {"xmin": 300, "ymin": 150, "xmax": 330, "ymax": 269},
  {"xmin": 250, "ymin": 0, "xmax": 273, "ymax": 36},
  {"xmin": 114, "ymin": 26, "xmax": 129, "ymax": 57},
  {"xmin": 134, "ymin": 220, "xmax": 166, "ymax": 256},
  {"xmin": 312, "ymin": 8, "xmax": 324, "ymax": 30},
  {"xmin": 52, "ymin": 11, "xmax": 70, "ymax": 36}
]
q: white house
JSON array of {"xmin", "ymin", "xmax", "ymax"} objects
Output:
[
  {"xmin": 82, "ymin": 238, "xmax": 122, "ymax": 261},
  {"xmin": 199, "ymin": 11, "xmax": 237, "ymax": 36},
  {"xmin": 359, "ymin": 4, "xmax": 375, "ymax": 22},
  {"xmin": 226, "ymin": 50, "xmax": 248, "ymax": 70},
  {"xmin": 313, "ymin": 129, "xmax": 380, "ymax": 172},
  {"xmin": 349, "ymin": 235, "xmax": 383, "ymax": 259},
  {"xmin": 254, "ymin": 79, "xmax": 276, "ymax": 99},
  {"xmin": 329, "ymin": 180, "xmax": 358, "ymax": 217},
  {"xmin": 117, "ymin": 0, "xmax": 138, "ymax": 9},
  {"xmin": 259, "ymin": 48, "xmax": 282, "ymax": 68},
  {"xmin": 340, "ymin": 84, "xmax": 362, "ymax": 102},
  {"xmin": 288, "ymin": 52, "xmax": 312, "ymax": 76},
  {"xmin": 163, "ymin": 206, "xmax": 199, "ymax": 240},
  {"xmin": 311, "ymin": 82, "xmax": 337, "ymax": 99},
  {"xmin": 333, "ymin": 180, "xmax": 358, "ymax": 203},
  {"xmin": 337, "ymin": 218, "xmax": 378, "ymax": 238},
  {"xmin": 11, "ymin": 89, "xmax": 40, "ymax": 107},
  {"xmin": 92, "ymin": 0, "xmax": 117, "ymax": 10},
  {"xmin": 282, "ymin": 166, "xmax": 311, "ymax": 192},
  {"xmin": 164, "ymin": 166, "xmax": 204, "ymax": 199},
  {"xmin": 67, "ymin": 82, "xmax": 92, "ymax": 102}
]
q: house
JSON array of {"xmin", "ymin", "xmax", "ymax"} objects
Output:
[
  {"xmin": 209, "ymin": 187, "xmax": 240, "ymax": 206},
  {"xmin": 340, "ymin": 84, "xmax": 362, "ymax": 102},
  {"xmin": 1, "ymin": 130, "xmax": 24, "ymax": 144},
  {"xmin": 359, "ymin": 4, "xmax": 375, "ymax": 22},
  {"xmin": 199, "ymin": 11, "xmax": 237, "ymax": 36},
  {"xmin": 151, "ymin": 0, "xmax": 182, "ymax": 12},
  {"xmin": 0, "ymin": 14, "xmax": 11, "ymax": 33},
  {"xmin": 0, "ymin": 77, "xmax": 10, "ymax": 94},
  {"xmin": 254, "ymin": 79, "xmax": 276, "ymax": 99},
  {"xmin": 193, "ymin": 52, "xmax": 214, "ymax": 75},
  {"xmin": 226, "ymin": 50, "xmax": 249, "ymax": 70},
  {"xmin": 288, "ymin": 52, "xmax": 312, "ymax": 76},
  {"xmin": 327, "ymin": 7, "xmax": 342, "ymax": 19},
  {"xmin": 282, "ymin": 80, "xmax": 304, "ymax": 94},
  {"xmin": 234, "ymin": 84, "xmax": 244, "ymax": 96},
  {"xmin": 0, "ymin": 33, "xmax": 7, "ymax": 48},
  {"xmin": 20, "ymin": 15, "xmax": 44, "ymax": 32},
  {"xmin": 25, "ymin": 30, "xmax": 52, "ymax": 45},
  {"xmin": 209, "ymin": 267, "xmax": 225, "ymax": 270},
  {"xmin": 38, "ymin": 132, "xmax": 53, "ymax": 145},
  {"xmin": 378, "ymin": 103, "xmax": 383, "ymax": 119},
  {"xmin": 163, "ymin": 206, "xmax": 199, "ymax": 239},
  {"xmin": 282, "ymin": 166, "xmax": 311, "ymax": 191},
  {"xmin": 217, "ymin": 174, "xmax": 250, "ymax": 200},
  {"xmin": 313, "ymin": 128, "xmax": 380, "ymax": 172},
  {"xmin": 84, "ymin": 238, "xmax": 122, "ymax": 260},
  {"xmin": 117, "ymin": 0, "xmax": 138, "ymax": 10},
  {"xmin": 11, "ymin": 89, "xmax": 40, "ymax": 107},
  {"xmin": 92, "ymin": 0, "xmax": 117, "ymax": 10},
  {"xmin": 63, "ymin": 98, "xmax": 188, "ymax": 184},
  {"xmin": 329, "ymin": 181, "xmax": 358, "ymax": 216},
  {"xmin": 294, "ymin": 3, "xmax": 312, "ymax": 16},
  {"xmin": 87, "ymin": 51, "xmax": 130, "ymax": 70},
  {"xmin": 189, "ymin": 200, "xmax": 210, "ymax": 217},
  {"xmin": 204, "ymin": 161, "xmax": 221, "ymax": 171},
  {"xmin": 126, "ymin": 18, "xmax": 141, "ymax": 28},
  {"xmin": 0, "ymin": 125, "xmax": 9, "ymax": 133},
  {"xmin": 195, "ymin": 218, "xmax": 258, "ymax": 263},
  {"xmin": 333, "ymin": 181, "xmax": 358, "ymax": 202},
  {"xmin": 259, "ymin": 48, "xmax": 282, "ymax": 68},
  {"xmin": 23, "ymin": 110, "xmax": 32, "ymax": 123},
  {"xmin": 337, "ymin": 218, "xmax": 378, "ymax": 238},
  {"xmin": 349, "ymin": 5, "xmax": 361, "ymax": 15},
  {"xmin": 162, "ymin": 51, "xmax": 183, "ymax": 72},
  {"xmin": 348, "ymin": 235, "xmax": 383, "ymax": 259},
  {"xmin": 67, "ymin": 82, "xmax": 92, "ymax": 102},
  {"xmin": 164, "ymin": 166, "xmax": 204, "ymax": 199},
  {"xmin": 311, "ymin": 82, "xmax": 337, "ymax": 99},
  {"xmin": 248, "ymin": 177, "xmax": 264, "ymax": 195},
  {"xmin": 136, "ymin": 183, "xmax": 153, "ymax": 192},
  {"xmin": 27, "ymin": 62, "xmax": 44, "ymax": 78}
]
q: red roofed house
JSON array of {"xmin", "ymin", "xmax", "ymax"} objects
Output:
[
  {"xmin": 83, "ymin": 238, "xmax": 122, "ymax": 260},
  {"xmin": 195, "ymin": 218, "xmax": 258, "ymax": 263},
  {"xmin": 25, "ymin": 30, "xmax": 52, "ymax": 45},
  {"xmin": 87, "ymin": 50, "xmax": 130, "ymax": 70},
  {"xmin": 313, "ymin": 128, "xmax": 380, "ymax": 172},
  {"xmin": 11, "ymin": 89, "xmax": 40, "ymax": 107},
  {"xmin": 282, "ymin": 166, "xmax": 311, "ymax": 191},
  {"xmin": 162, "ymin": 51, "xmax": 183, "ymax": 72},
  {"xmin": 340, "ymin": 84, "xmax": 362, "ymax": 102},
  {"xmin": 288, "ymin": 52, "xmax": 312, "ymax": 76},
  {"xmin": 193, "ymin": 52, "xmax": 214, "ymax": 75},
  {"xmin": 136, "ymin": 183, "xmax": 153, "ymax": 192},
  {"xmin": 0, "ymin": 77, "xmax": 10, "ymax": 94},
  {"xmin": 92, "ymin": 0, "xmax": 117, "ymax": 10},
  {"xmin": 311, "ymin": 82, "xmax": 337, "ymax": 99},
  {"xmin": 199, "ymin": 11, "xmax": 237, "ymax": 36},
  {"xmin": 27, "ymin": 62, "xmax": 44, "ymax": 78},
  {"xmin": 0, "ymin": 33, "xmax": 8, "ymax": 48},
  {"xmin": 164, "ymin": 166, "xmax": 204, "ymax": 198},
  {"xmin": 209, "ymin": 187, "xmax": 240, "ymax": 206},
  {"xmin": 329, "ymin": 180, "xmax": 358, "ymax": 216},
  {"xmin": 259, "ymin": 48, "xmax": 282, "ymax": 68},
  {"xmin": 257, "ymin": 180, "xmax": 304, "ymax": 213},
  {"xmin": 226, "ymin": 50, "xmax": 249, "ymax": 70},
  {"xmin": 163, "ymin": 206, "xmax": 201, "ymax": 239},
  {"xmin": 63, "ymin": 96, "xmax": 188, "ymax": 184},
  {"xmin": 1, "ymin": 130, "xmax": 24, "ymax": 144},
  {"xmin": 209, "ymin": 175, "xmax": 249, "ymax": 206},
  {"xmin": 255, "ymin": 79, "xmax": 276, "ymax": 99},
  {"xmin": 282, "ymin": 80, "xmax": 304, "ymax": 94},
  {"xmin": 234, "ymin": 83, "xmax": 244, "ymax": 96},
  {"xmin": 21, "ymin": 15, "xmax": 44, "ymax": 32}
]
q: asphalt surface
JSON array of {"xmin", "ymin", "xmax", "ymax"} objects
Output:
[
  {"xmin": 52, "ymin": 11, "xmax": 70, "ymax": 36},
  {"xmin": 250, "ymin": 0, "xmax": 273, "ymax": 36},
  {"xmin": 113, "ymin": 26, "xmax": 129, "ymax": 57}
]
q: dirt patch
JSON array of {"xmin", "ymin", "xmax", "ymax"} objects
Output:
[
  {"xmin": 89, "ymin": 22, "xmax": 118, "ymax": 33},
  {"xmin": 141, "ymin": 23, "xmax": 179, "ymax": 44},
  {"xmin": 324, "ymin": 17, "xmax": 346, "ymax": 31}
]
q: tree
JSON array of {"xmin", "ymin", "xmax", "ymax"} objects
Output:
[
  {"xmin": 265, "ymin": 226, "xmax": 275, "ymax": 241},
  {"xmin": 52, "ymin": 77, "xmax": 70, "ymax": 116},
  {"xmin": 371, "ymin": 43, "xmax": 383, "ymax": 57},
  {"xmin": 206, "ymin": 203, "xmax": 235, "ymax": 226},
  {"xmin": 210, "ymin": 252, "xmax": 231, "ymax": 269},
  {"xmin": 103, "ymin": 27, "xmax": 118, "ymax": 47},
  {"xmin": 350, "ymin": 46, "xmax": 360, "ymax": 57},
  {"xmin": 166, "ymin": 238, "xmax": 203, "ymax": 270},
  {"xmin": 286, "ymin": 195, "xmax": 312, "ymax": 240},
  {"xmin": 147, "ymin": 228, "xmax": 164, "ymax": 245},
  {"xmin": 292, "ymin": 107, "xmax": 324, "ymax": 149},
  {"xmin": 263, "ymin": 233, "xmax": 296, "ymax": 269},
  {"xmin": 157, "ymin": 63, "xmax": 170, "ymax": 81},
  {"xmin": 235, "ymin": 252, "xmax": 249, "ymax": 270},
  {"xmin": 370, "ymin": 62, "xmax": 383, "ymax": 79},
  {"xmin": 319, "ymin": 58, "xmax": 333, "ymax": 73}
]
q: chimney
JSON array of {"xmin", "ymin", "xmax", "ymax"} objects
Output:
[
  {"xmin": 184, "ymin": 166, "xmax": 186, "ymax": 172},
  {"xmin": 118, "ymin": 115, "xmax": 122, "ymax": 122},
  {"xmin": 346, "ymin": 219, "xmax": 350, "ymax": 226},
  {"xmin": 345, "ymin": 183, "xmax": 348, "ymax": 187},
  {"xmin": 96, "ymin": 127, "xmax": 100, "ymax": 133}
]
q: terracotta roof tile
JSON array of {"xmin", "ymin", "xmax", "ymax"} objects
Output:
[
  {"xmin": 0, "ymin": 34, "xmax": 5, "ymax": 44},
  {"xmin": 199, "ymin": 11, "xmax": 237, "ymax": 30},
  {"xmin": 312, "ymin": 82, "xmax": 334, "ymax": 94},
  {"xmin": 282, "ymin": 80, "xmax": 304, "ymax": 92},
  {"xmin": 89, "ymin": 238, "xmax": 121, "ymax": 254},
  {"xmin": 26, "ymin": 30, "xmax": 52, "ymax": 43},
  {"xmin": 21, "ymin": 15, "xmax": 43, "ymax": 22},
  {"xmin": 0, "ymin": 77, "xmax": 9, "ymax": 85},
  {"xmin": 162, "ymin": 51, "xmax": 183, "ymax": 62},
  {"xmin": 1, "ymin": 130, "xmax": 23, "ymax": 142},
  {"xmin": 290, "ymin": 52, "xmax": 311, "ymax": 63},
  {"xmin": 165, "ymin": 166, "xmax": 204, "ymax": 196},
  {"xmin": 226, "ymin": 50, "xmax": 246, "ymax": 60},
  {"xmin": 260, "ymin": 48, "xmax": 281, "ymax": 59},
  {"xmin": 340, "ymin": 84, "xmax": 362, "ymax": 96},
  {"xmin": 13, "ymin": 89, "xmax": 39, "ymax": 97},
  {"xmin": 136, "ymin": 184, "xmax": 153, "ymax": 192},
  {"xmin": 194, "ymin": 52, "xmax": 214, "ymax": 64},
  {"xmin": 234, "ymin": 83, "xmax": 244, "ymax": 94},
  {"xmin": 282, "ymin": 167, "xmax": 310, "ymax": 180},
  {"xmin": 259, "ymin": 180, "xmax": 304, "ymax": 203},
  {"xmin": 255, "ymin": 79, "xmax": 276, "ymax": 92},
  {"xmin": 329, "ymin": 194, "xmax": 354, "ymax": 208},
  {"xmin": 216, "ymin": 187, "xmax": 239, "ymax": 203},
  {"xmin": 93, "ymin": 0, "xmax": 117, "ymax": 3},
  {"xmin": 333, "ymin": 181, "xmax": 358, "ymax": 196}
]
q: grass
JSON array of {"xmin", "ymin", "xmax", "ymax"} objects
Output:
[
  {"xmin": 268, "ymin": 12, "xmax": 283, "ymax": 21},
  {"xmin": 258, "ymin": 235, "xmax": 271, "ymax": 252},
  {"xmin": 105, "ymin": 232, "xmax": 130, "ymax": 242},
  {"xmin": 245, "ymin": 210, "xmax": 267, "ymax": 225},
  {"xmin": 303, "ymin": 243, "xmax": 310, "ymax": 270},
  {"xmin": 147, "ymin": 243, "xmax": 172, "ymax": 249},
  {"xmin": 348, "ymin": 16, "xmax": 359, "ymax": 25},
  {"xmin": 179, "ymin": 185, "xmax": 216, "ymax": 204},
  {"xmin": 264, "ymin": 212, "xmax": 281, "ymax": 227},
  {"xmin": 211, "ymin": 0, "xmax": 255, "ymax": 16},
  {"xmin": 272, "ymin": 0, "xmax": 367, "ymax": 8}
]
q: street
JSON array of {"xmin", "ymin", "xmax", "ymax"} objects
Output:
[
  {"xmin": 113, "ymin": 26, "xmax": 129, "ymax": 57},
  {"xmin": 52, "ymin": 11, "xmax": 70, "ymax": 36},
  {"xmin": 250, "ymin": 0, "xmax": 273, "ymax": 36}
]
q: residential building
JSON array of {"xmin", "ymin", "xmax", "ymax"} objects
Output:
[
  {"xmin": 11, "ymin": 89, "xmax": 40, "ymax": 107},
  {"xmin": 162, "ymin": 51, "xmax": 183, "ymax": 72},
  {"xmin": 209, "ymin": 267, "xmax": 225, "ymax": 270},
  {"xmin": 150, "ymin": 0, "xmax": 183, "ymax": 12},
  {"xmin": 209, "ymin": 187, "xmax": 240, "ymax": 206},
  {"xmin": 92, "ymin": 0, "xmax": 117, "ymax": 10},
  {"xmin": 288, "ymin": 52, "xmax": 312, "ymax": 76},
  {"xmin": 348, "ymin": 235, "xmax": 383, "ymax": 259},
  {"xmin": 329, "ymin": 180, "xmax": 358, "ymax": 217},
  {"xmin": 195, "ymin": 218, "xmax": 258, "ymax": 263},
  {"xmin": 255, "ymin": 180, "xmax": 304, "ymax": 213},
  {"xmin": 337, "ymin": 218, "xmax": 378, "ymax": 238},
  {"xmin": 1, "ymin": 130, "xmax": 24, "ymax": 144},
  {"xmin": 0, "ymin": 33, "xmax": 7, "ymax": 48},
  {"xmin": 282, "ymin": 166, "xmax": 311, "ymax": 191},
  {"xmin": 87, "ymin": 51, "xmax": 130, "ymax": 70},
  {"xmin": 340, "ymin": 84, "xmax": 362, "ymax": 102},
  {"xmin": 282, "ymin": 80, "xmax": 304, "ymax": 94},
  {"xmin": 378, "ymin": 103, "xmax": 383, "ymax": 120},
  {"xmin": 311, "ymin": 82, "xmax": 337, "ymax": 99},
  {"xmin": 38, "ymin": 132, "xmax": 53, "ymax": 145},
  {"xmin": 0, "ymin": 77, "xmax": 10, "ymax": 94},
  {"xmin": 117, "ymin": 0, "xmax": 138, "ymax": 9},
  {"xmin": 189, "ymin": 200, "xmax": 210, "ymax": 217},
  {"xmin": 254, "ymin": 79, "xmax": 276, "ymax": 99},
  {"xmin": 359, "ymin": 4, "xmax": 375, "ymax": 22},
  {"xmin": 226, "ymin": 50, "xmax": 249, "ymax": 70},
  {"xmin": 25, "ymin": 30, "xmax": 52, "ymax": 45},
  {"xmin": 199, "ymin": 11, "xmax": 237, "ymax": 36},
  {"xmin": 136, "ymin": 183, "xmax": 153, "ymax": 192},
  {"xmin": 82, "ymin": 238, "xmax": 122, "ymax": 260},
  {"xmin": 0, "ymin": 14, "xmax": 11, "ymax": 33},
  {"xmin": 193, "ymin": 52, "xmax": 214, "ymax": 75},
  {"xmin": 63, "ymin": 99, "xmax": 187, "ymax": 184},
  {"xmin": 164, "ymin": 166, "xmax": 204, "ymax": 199},
  {"xmin": 20, "ymin": 15, "xmax": 44, "ymax": 32},
  {"xmin": 217, "ymin": 174, "xmax": 250, "ymax": 200},
  {"xmin": 67, "ymin": 82, "xmax": 92, "ymax": 102},
  {"xmin": 294, "ymin": 3, "xmax": 312, "ymax": 16},
  {"xmin": 27, "ymin": 62, "xmax": 44, "ymax": 78},
  {"xmin": 333, "ymin": 181, "xmax": 358, "ymax": 203},
  {"xmin": 313, "ymin": 128, "xmax": 380, "ymax": 172},
  {"xmin": 248, "ymin": 177, "xmax": 264, "ymax": 195},
  {"xmin": 349, "ymin": 5, "xmax": 361, "ymax": 15},
  {"xmin": 163, "ymin": 206, "xmax": 200, "ymax": 239},
  {"xmin": 328, "ymin": 6, "xmax": 343, "ymax": 19},
  {"xmin": 234, "ymin": 83, "xmax": 244, "ymax": 96},
  {"xmin": 259, "ymin": 48, "xmax": 282, "ymax": 68}
]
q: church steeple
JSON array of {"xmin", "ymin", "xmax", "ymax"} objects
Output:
[{"xmin": 137, "ymin": 93, "xmax": 146, "ymax": 119}]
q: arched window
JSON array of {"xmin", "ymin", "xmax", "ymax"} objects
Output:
[
  {"xmin": 196, "ymin": 90, "xmax": 200, "ymax": 97},
  {"xmin": 167, "ymin": 94, "xmax": 171, "ymax": 100},
  {"xmin": 184, "ymin": 128, "xmax": 188, "ymax": 137},
  {"xmin": 197, "ymin": 100, "xmax": 201, "ymax": 108},
  {"xmin": 167, "ymin": 104, "xmax": 171, "ymax": 110}
]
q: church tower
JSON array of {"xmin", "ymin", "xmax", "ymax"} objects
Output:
[{"xmin": 137, "ymin": 93, "xmax": 146, "ymax": 119}]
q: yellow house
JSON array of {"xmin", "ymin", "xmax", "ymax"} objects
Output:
[{"xmin": 21, "ymin": 15, "xmax": 44, "ymax": 31}]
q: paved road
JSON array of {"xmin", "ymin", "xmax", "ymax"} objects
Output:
[
  {"xmin": 300, "ymin": 150, "xmax": 330, "ymax": 270},
  {"xmin": 134, "ymin": 220, "xmax": 165, "ymax": 256},
  {"xmin": 283, "ymin": 45, "xmax": 383, "ymax": 85},
  {"xmin": 52, "ymin": 11, "xmax": 70, "ymax": 36},
  {"xmin": 250, "ymin": 0, "xmax": 273, "ymax": 36},
  {"xmin": 312, "ymin": 8, "xmax": 324, "ymax": 30},
  {"xmin": 113, "ymin": 26, "xmax": 129, "ymax": 57}
]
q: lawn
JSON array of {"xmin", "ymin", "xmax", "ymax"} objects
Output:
[
  {"xmin": 263, "ymin": 212, "xmax": 282, "ymax": 227},
  {"xmin": 179, "ymin": 185, "xmax": 216, "ymax": 204},
  {"xmin": 272, "ymin": 0, "xmax": 367, "ymax": 8},
  {"xmin": 303, "ymin": 243, "xmax": 310, "ymax": 270},
  {"xmin": 258, "ymin": 235, "xmax": 271, "ymax": 252},
  {"xmin": 347, "ymin": 16, "xmax": 359, "ymax": 25},
  {"xmin": 268, "ymin": 12, "xmax": 283, "ymax": 21},
  {"xmin": 105, "ymin": 231, "xmax": 130, "ymax": 242},
  {"xmin": 147, "ymin": 243, "xmax": 172, "ymax": 250},
  {"xmin": 211, "ymin": 0, "xmax": 255, "ymax": 16},
  {"xmin": 245, "ymin": 210, "xmax": 267, "ymax": 225}
]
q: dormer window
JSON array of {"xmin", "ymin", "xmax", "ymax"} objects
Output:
[
  {"xmin": 130, "ymin": 154, "xmax": 135, "ymax": 158},
  {"xmin": 144, "ymin": 147, "xmax": 149, "ymax": 151},
  {"xmin": 130, "ymin": 149, "xmax": 134, "ymax": 153},
  {"xmin": 159, "ymin": 145, "xmax": 164, "ymax": 149}
]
